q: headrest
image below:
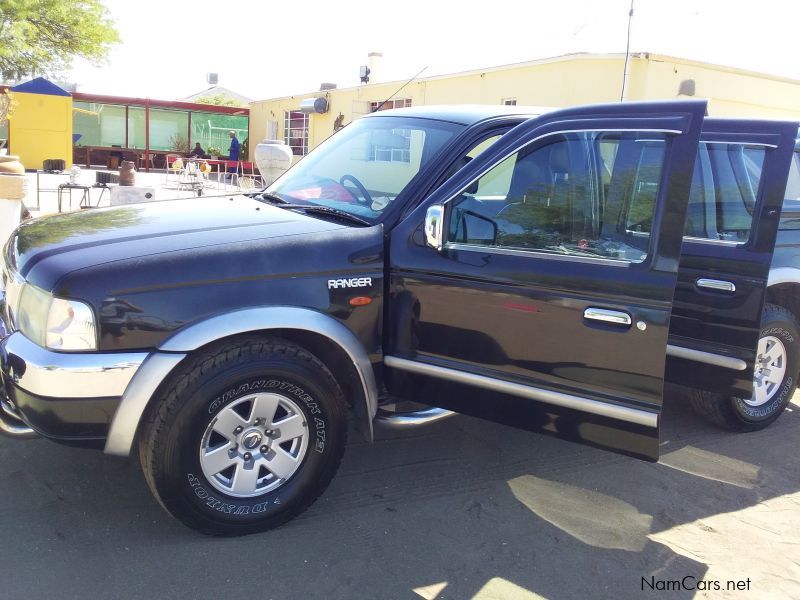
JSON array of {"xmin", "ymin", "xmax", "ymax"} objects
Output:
[{"xmin": 549, "ymin": 143, "xmax": 570, "ymax": 173}]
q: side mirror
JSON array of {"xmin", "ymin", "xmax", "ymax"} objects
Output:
[{"xmin": 425, "ymin": 204, "xmax": 444, "ymax": 250}]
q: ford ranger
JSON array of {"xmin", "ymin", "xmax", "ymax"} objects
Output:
[{"xmin": 1, "ymin": 100, "xmax": 798, "ymax": 535}]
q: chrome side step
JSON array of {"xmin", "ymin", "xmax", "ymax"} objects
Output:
[{"xmin": 374, "ymin": 406, "xmax": 457, "ymax": 429}]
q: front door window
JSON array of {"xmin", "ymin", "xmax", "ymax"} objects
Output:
[{"xmin": 446, "ymin": 132, "xmax": 669, "ymax": 263}]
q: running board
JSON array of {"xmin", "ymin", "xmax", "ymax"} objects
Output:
[{"xmin": 374, "ymin": 406, "xmax": 457, "ymax": 429}]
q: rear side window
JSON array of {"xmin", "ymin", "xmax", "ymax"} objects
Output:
[
  {"xmin": 784, "ymin": 151, "xmax": 800, "ymax": 201},
  {"xmin": 780, "ymin": 152, "xmax": 800, "ymax": 230},
  {"xmin": 684, "ymin": 143, "xmax": 765, "ymax": 242},
  {"xmin": 711, "ymin": 144, "xmax": 764, "ymax": 241}
]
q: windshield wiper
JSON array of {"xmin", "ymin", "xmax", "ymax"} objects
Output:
[
  {"xmin": 249, "ymin": 191, "xmax": 289, "ymax": 205},
  {"xmin": 279, "ymin": 204, "xmax": 372, "ymax": 226}
]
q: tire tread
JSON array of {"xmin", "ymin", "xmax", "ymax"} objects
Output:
[
  {"xmin": 138, "ymin": 335, "xmax": 347, "ymax": 536},
  {"xmin": 689, "ymin": 303, "xmax": 799, "ymax": 432}
]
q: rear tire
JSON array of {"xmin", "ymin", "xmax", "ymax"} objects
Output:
[
  {"xmin": 138, "ymin": 336, "xmax": 347, "ymax": 536},
  {"xmin": 689, "ymin": 303, "xmax": 799, "ymax": 431}
]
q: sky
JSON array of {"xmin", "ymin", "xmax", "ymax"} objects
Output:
[{"xmin": 66, "ymin": 0, "xmax": 800, "ymax": 102}]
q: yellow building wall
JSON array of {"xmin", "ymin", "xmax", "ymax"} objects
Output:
[
  {"xmin": 628, "ymin": 56, "xmax": 800, "ymax": 120},
  {"xmin": 249, "ymin": 53, "xmax": 800, "ymax": 163},
  {"xmin": 249, "ymin": 56, "xmax": 626, "ymax": 164},
  {"xmin": 9, "ymin": 91, "xmax": 73, "ymax": 169}
]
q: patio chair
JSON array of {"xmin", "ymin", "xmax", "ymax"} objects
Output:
[
  {"xmin": 164, "ymin": 154, "xmax": 185, "ymax": 187},
  {"xmin": 221, "ymin": 160, "xmax": 241, "ymax": 189},
  {"xmin": 138, "ymin": 152, "xmax": 156, "ymax": 171},
  {"xmin": 177, "ymin": 160, "xmax": 206, "ymax": 196},
  {"xmin": 236, "ymin": 161, "xmax": 265, "ymax": 191}
]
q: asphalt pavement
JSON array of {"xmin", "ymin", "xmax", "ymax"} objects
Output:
[{"xmin": 1, "ymin": 388, "xmax": 798, "ymax": 600}]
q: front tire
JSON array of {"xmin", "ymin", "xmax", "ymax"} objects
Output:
[
  {"xmin": 138, "ymin": 336, "xmax": 347, "ymax": 536},
  {"xmin": 690, "ymin": 304, "xmax": 799, "ymax": 431}
]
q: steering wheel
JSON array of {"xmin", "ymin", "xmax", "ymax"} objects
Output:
[{"xmin": 339, "ymin": 174, "xmax": 373, "ymax": 205}]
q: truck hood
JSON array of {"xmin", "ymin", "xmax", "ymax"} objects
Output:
[{"xmin": 7, "ymin": 195, "xmax": 349, "ymax": 289}]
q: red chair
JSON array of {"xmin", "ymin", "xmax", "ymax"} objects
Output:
[{"xmin": 220, "ymin": 160, "xmax": 240, "ymax": 188}]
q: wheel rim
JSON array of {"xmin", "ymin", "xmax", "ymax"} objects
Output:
[
  {"xmin": 748, "ymin": 335, "xmax": 788, "ymax": 407},
  {"xmin": 199, "ymin": 393, "xmax": 309, "ymax": 498}
]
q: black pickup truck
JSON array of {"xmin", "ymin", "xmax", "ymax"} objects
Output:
[{"xmin": 2, "ymin": 100, "xmax": 799, "ymax": 536}]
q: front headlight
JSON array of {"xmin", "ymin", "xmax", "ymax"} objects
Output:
[{"xmin": 16, "ymin": 284, "xmax": 97, "ymax": 351}]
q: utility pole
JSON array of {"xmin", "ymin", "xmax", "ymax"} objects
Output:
[{"xmin": 620, "ymin": 0, "xmax": 635, "ymax": 101}]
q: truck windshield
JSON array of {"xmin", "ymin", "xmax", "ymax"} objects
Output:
[{"xmin": 266, "ymin": 116, "xmax": 463, "ymax": 222}]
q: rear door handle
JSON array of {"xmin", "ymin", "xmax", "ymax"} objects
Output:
[
  {"xmin": 583, "ymin": 307, "xmax": 632, "ymax": 326},
  {"xmin": 696, "ymin": 278, "xmax": 736, "ymax": 293}
]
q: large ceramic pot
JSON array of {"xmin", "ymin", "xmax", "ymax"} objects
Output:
[
  {"xmin": 0, "ymin": 155, "xmax": 26, "ymax": 246},
  {"xmin": 0, "ymin": 155, "xmax": 25, "ymax": 175},
  {"xmin": 119, "ymin": 160, "xmax": 136, "ymax": 186},
  {"xmin": 253, "ymin": 140, "xmax": 293, "ymax": 186}
]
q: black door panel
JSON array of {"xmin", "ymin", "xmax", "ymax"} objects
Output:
[
  {"xmin": 387, "ymin": 101, "xmax": 709, "ymax": 460},
  {"xmin": 666, "ymin": 120, "xmax": 799, "ymax": 397}
]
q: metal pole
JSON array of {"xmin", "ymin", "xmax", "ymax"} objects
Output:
[
  {"xmin": 145, "ymin": 98, "xmax": 150, "ymax": 172},
  {"xmin": 620, "ymin": 0, "xmax": 634, "ymax": 101}
]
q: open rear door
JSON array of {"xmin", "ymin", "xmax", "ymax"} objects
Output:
[
  {"xmin": 667, "ymin": 119, "xmax": 799, "ymax": 398},
  {"xmin": 386, "ymin": 100, "xmax": 708, "ymax": 461}
]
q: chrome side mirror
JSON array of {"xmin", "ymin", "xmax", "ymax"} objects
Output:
[{"xmin": 425, "ymin": 204, "xmax": 444, "ymax": 250}]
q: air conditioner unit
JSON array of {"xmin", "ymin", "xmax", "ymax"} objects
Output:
[{"xmin": 299, "ymin": 97, "xmax": 329, "ymax": 114}]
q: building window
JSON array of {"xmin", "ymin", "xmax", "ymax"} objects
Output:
[
  {"xmin": 365, "ymin": 99, "xmax": 413, "ymax": 162},
  {"xmin": 369, "ymin": 128, "xmax": 411, "ymax": 163},
  {"xmin": 502, "ymin": 98, "xmax": 517, "ymax": 106},
  {"xmin": 369, "ymin": 98, "xmax": 412, "ymax": 112},
  {"xmin": 284, "ymin": 111, "xmax": 309, "ymax": 156}
]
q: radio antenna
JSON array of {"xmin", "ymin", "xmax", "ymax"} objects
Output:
[
  {"xmin": 372, "ymin": 66, "xmax": 428, "ymax": 112},
  {"xmin": 620, "ymin": 0, "xmax": 634, "ymax": 101}
]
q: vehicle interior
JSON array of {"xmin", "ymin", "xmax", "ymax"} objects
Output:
[
  {"xmin": 446, "ymin": 131, "xmax": 666, "ymax": 263},
  {"xmin": 445, "ymin": 134, "xmax": 777, "ymax": 259}
]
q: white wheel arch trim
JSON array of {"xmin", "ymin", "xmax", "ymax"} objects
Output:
[
  {"xmin": 104, "ymin": 306, "xmax": 379, "ymax": 456},
  {"xmin": 768, "ymin": 267, "xmax": 800, "ymax": 287}
]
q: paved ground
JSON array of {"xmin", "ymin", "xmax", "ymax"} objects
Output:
[
  {"xmin": 22, "ymin": 168, "xmax": 242, "ymax": 218},
  {"xmin": 1, "ymin": 389, "xmax": 798, "ymax": 600}
]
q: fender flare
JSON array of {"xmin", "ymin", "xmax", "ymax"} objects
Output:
[
  {"xmin": 768, "ymin": 267, "xmax": 800, "ymax": 287},
  {"xmin": 104, "ymin": 307, "xmax": 379, "ymax": 456}
]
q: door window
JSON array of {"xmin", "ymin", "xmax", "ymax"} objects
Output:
[
  {"xmin": 683, "ymin": 143, "xmax": 766, "ymax": 241},
  {"xmin": 784, "ymin": 151, "xmax": 800, "ymax": 201},
  {"xmin": 446, "ymin": 131, "xmax": 669, "ymax": 263}
]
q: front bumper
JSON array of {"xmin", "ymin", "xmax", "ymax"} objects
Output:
[{"xmin": 0, "ymin": 329, "xmax": 148, "ymax": 442}]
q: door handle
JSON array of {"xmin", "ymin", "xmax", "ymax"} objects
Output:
[
  {"xmin": 696, "ymin": 278, "xmax": 736, "ymax": 293},
  {"xmin": 583, "ymin": 307, "xmax": 632, "ymax": 326}
]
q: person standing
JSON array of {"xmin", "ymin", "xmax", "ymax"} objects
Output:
[{"xmin": 227, "ymin": 131, "xmax": 240, "ymax": 182}]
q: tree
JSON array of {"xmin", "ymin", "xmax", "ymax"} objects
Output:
[
  {"xmin": 195, "ymin": 94, "xmax": 246, "ymax": 108},
  {"xmin": 0, "ymin": 91, "xmax": 14, "ymax": 128},
  {"xmin": 0, "ymin": 0, "xmax": 119, "ymax": 81}
]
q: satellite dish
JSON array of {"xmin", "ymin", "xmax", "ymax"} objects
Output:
[{"xmin": 207, "ymin": 73, "xmax": 219, "ymax": 85}]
